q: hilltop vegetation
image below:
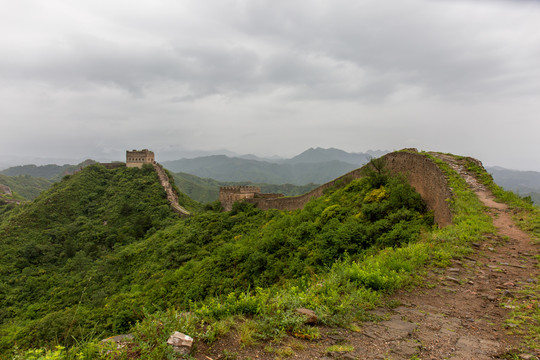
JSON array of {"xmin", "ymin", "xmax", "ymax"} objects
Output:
[
  {"xmin": 0, "ymin": 164, "xmax": 198, "ymax": 352},
  {"xmin": 0, "ymin": 158, "xmax": 435, "ymax": 357}
]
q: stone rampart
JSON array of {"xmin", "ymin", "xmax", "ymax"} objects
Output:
[
  {"xmin": 153, "ymin": 163, "xmax": 190, "ymax": 216},
  {"xmin": 383, "ymin": 151, "xmax": 453, "ymax": 227},
  {"xmin": 224, "ymin": 151, "xmax": 454, "ymax": 227}
]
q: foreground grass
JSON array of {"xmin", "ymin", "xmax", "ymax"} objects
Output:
[{"xmin": 13, "ymin": 153, "xmax": 502, "ymax": 359}]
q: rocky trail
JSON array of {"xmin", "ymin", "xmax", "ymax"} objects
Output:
[{"xmin": 194, "ymin": 156, "xmax": 539, "ymax": 360}]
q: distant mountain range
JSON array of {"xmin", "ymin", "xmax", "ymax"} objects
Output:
[
  {"xmin": 0, "ymin": 160, "xmax": 96, "ymax": 180},
  {"xmin": 236, "ymin": 148, "xmax": 387, "ymax": 164},
  {"xmin": 286, "ymin": 147, "xmax": 372, "ymax": 165},
  {"xmin": 486, "ymin": 166, "xmax": 540, "ymax": 204},
  {"xmin": 162, "ymin": 148, "xmax": 383, "ymax": 185},
  {"xmin": 163, "ymin": 156, "xmax": 359, "ymax": 185},
  {"xmin": 486, "ymin": 166, "xmax": 540, "ymax": 193}
]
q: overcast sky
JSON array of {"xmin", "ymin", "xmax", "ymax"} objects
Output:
[{"xmin": 1, "ymin": 0, "xmax": 539, "ymax": 170}]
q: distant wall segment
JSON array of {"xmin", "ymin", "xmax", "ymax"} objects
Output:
[{"xmin": 219, "ymin": 151, "xmax": 454, "ymax": 227}]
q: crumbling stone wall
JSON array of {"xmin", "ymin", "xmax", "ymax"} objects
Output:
[
  {"xmin": 153, "ymin": 163, "xmax": 190, "ymax": 216},
  {"xmin": 221, "ymin": 151, "xmax": 454, "ymax": 227}
]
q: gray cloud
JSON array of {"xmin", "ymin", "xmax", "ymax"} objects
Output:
[{"xmin": 1, "ymin": 0, "xmax": 540, "ymax": 171}]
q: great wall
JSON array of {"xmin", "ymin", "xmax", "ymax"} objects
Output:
[
  {"xmin": 105, "ymin": 149, "xmax": 464, "ymax": 226},
  {"xmin": 219, "ymin": 150, "xmax": 454, "ymax": 227},
  {"xmin": 153, "ymin": 163, "xmax": 190, "ymax": 216}
]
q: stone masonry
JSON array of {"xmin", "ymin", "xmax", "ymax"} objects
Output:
[
  {"xmin": 153, "ymin": 163, "xmax": 190, "ymax": 216},
  {"xmin": 219, "ymin": 186, "xmax": 284, "ymax": 211},
  {"xmin": 219, "ymin": 150, "xmax": 454, "ymax": 227},
  {"xmin": 126, "ymin": 149, "xmax": 155, "ymax": 168}
]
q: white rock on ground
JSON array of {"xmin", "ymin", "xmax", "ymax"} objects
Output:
[{"xmin": 167, "ymin": 331, "xmax": 193, "ymax": 355}]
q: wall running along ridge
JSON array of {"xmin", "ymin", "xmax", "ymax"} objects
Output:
[
  {"xmin": 220, "ymin": 151, "xmax": 453, "ymax": 227},
  {"xmin": 153, "ymin": 163, "xmax": 190, "ymax": 216},
  {"xmin": 98, "ymin": 151, "xmax": 189, "ymax": 216}
]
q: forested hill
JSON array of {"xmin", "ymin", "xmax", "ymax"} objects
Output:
[
  {"xmin": 0, "ymin": 160, "xmax": 97, "ymax": 180},
  {"xmin": 0, "ymin": 157, "xmax": 434, "ymax": 356},
  {"xmin": 0, "ymin": 164, "xmax": 201, "ymax": 352}
]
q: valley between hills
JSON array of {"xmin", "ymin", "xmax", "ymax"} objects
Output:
[{"xmin": 0, "ymin": 149, "xmax": 538, "ymax": 359}]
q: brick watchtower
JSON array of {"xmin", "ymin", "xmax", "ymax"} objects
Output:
[
  {"xmin": 219, "ymin": 186, "xmax": 261, "ymax": 211},
  {"xmin": 126, "ymin": 149, "xmax": 155, "ymax": 168}
]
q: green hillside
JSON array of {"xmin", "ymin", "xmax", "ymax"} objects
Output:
[
  {"xmin": 173, "ymin": 171, "xmax": 319, "ymax": 203},
  {"xmin": 0, "ymin": 164, "xmax": 201, "ymax": 352},
  {"xmin": 0, "ymin": 174, "xmax": 53, "ymax": 221},
  {"xmin": 0, "ymin": 159, "xmax": 435, "ymax": 356},
  {"xmin": 5, "ymin": 153, "xmax": 538, "ymax": 359},
  {"xmin": 0, "ymin": 173, "xmax": 52, "ymax": 200}
]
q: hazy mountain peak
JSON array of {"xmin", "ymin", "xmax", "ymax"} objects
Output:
[{"xmin": 288, "ymin": 147, "xmax": 372, "ymax": 165}]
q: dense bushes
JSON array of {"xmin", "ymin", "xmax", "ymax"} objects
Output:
[
  {"xmin": 0, "ymin": 163, "xmax": 433, "ymax": 354},
  {"xmin": 0, "ymin": 164, "xmax": 183, "ymax": 351}
]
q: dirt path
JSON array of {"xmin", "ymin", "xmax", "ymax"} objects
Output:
[
  {"xmin": 195, "ymin": 156, "xmax": 539, "ymax": 360},
  {"xmin": 364, "ymin": 155, "xmax": 540, "ymax": 360}
]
